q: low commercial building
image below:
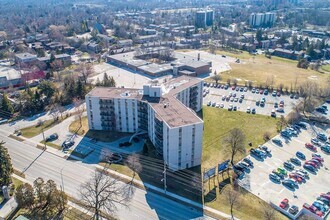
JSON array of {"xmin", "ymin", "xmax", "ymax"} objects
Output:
[
  {"xmin": 86, "ymin": 76, "xmax": 204, "ymax": 171},
  {"xmin": 14, "ymin": 53, "xmax": 37, "ymax": 65},
  {"xmin": 106, "ymin": 50, "xmax": 211, "ymax": 77}
]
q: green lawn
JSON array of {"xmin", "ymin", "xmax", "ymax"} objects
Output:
[
  {"xmin": 201, "ymin": 107, "xmax": 287, "ymax": 219},
  {"xmin": 21, "ymin": 119, "xmax": 59, "ymax": 138},
  {"xmin": 202, "ymin": 107, "xmax": 279, "ymax": 169},
  {"xmin": 321, "ymin": 64, "xmax": 330, "ymax": 72},
  {"xmin": 40, "ymin": 140, "xmax": 62, "ymax": 150}
]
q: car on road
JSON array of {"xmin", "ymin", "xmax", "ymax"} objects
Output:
[
  {"xmin": 296, "ymin": 151, "xmax": 306, "ymax": 160},
  {"xmin": 290, "ymin": 158, "xmax": 301, "ymax": 166},
  {"xmin": 303, "ymin": 164, "xmax": 316, "ymax": 172},
  {"xmin": 284, "ymin": 161, "xmax": 295, "ymax": 170},
  {"xmin": 305, "ymin": 143, "xmax": 317, "ymax": 151},
  {"xmin": 289, "ymin": 205, "xmax": 299, "ymax": 215},
  {"xmin": 243, "ymin": 158, "xmax": 254, "ymax": 167},
  {"xmin": 45, "ymin": 133, "xmax": 58, "ymax": 142},
  {"xmin": 279, "ymin": 198, "xmax": 289, "ymax": 209},
  {"xmin": 62, "ymin": 139, "xmax": 75, "ymax": 149},
  {"xmin": 272, "ymin": 138, "xmax": 282, "ymax": 146}
]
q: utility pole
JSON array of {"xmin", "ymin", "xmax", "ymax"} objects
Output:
[
  {"xmin": 41, "ymin": 128, "xmax": 46, "ymax": 150},
  {"xmin": 60, "ymin": 166, "xmax": 65, "ymax": 192},
  {"xmin": 162, "ymin": 162, "xmax": 167, "ymax": 194}
]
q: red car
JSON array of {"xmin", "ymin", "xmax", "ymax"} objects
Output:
[
  {"xmin": 310, "ymin": 206, "xmax": 323, "ymax": 217},
  {"xmin": 312, "ymin": 156, "xmax": 324, "ymax": 163},
  {"xmin": 305, "ymin": 161, "xmax": 318, "ymax": 168},
  {"xmin": 232, "ymin": 86, "xmax": 236, "ymax": 90},
  {"xmin": 279, "ymin": 198, "xmax": 289, "ymax": 209},
  {"xmin": 321, "ymin": 193, "xmax": 330, "ymax": 201},
  {"xmin": 305, "ymin": 143, "xmax": 317, "ymax": 151},
  {"xmin": 259, "ymin": 89, "xmax": 263, "ymax": 94},
  {"xmin": 289, "ymin": 174, "xmax": 303, "ymax": 183}
]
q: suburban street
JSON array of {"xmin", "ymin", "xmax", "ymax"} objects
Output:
[{"xmin": 0, "ymin": 132, "xmax": 214, "ymax": 220}]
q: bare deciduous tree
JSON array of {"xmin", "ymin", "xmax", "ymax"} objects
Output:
[
  {"xmin": 225, "ymin": 188, "xmax": 240, "ymax": 220},
  {"xmin": 79, "ymin": 168, "xmax": 132, "ymax": 220},
  {"xmin": 77, "ymin": 63, "xmax": 94, "ymax": 85},
  {"xmin": 211, "ymin": 74, "xmax": 221, "ymax": 84},
  {"xmin": 223, "ymin": 128, "xmax": 246, "ymax": 165},
  {"xmin": 276, "ymin": 116, "xmax": 287, "ymax": 132},
  {"xmin": 125, "ymin": 154, "xmax": 142, "ymax": 183},
  {"xmin": 298, "ymin": 81, "xmax": 320, "ymax": 116}
]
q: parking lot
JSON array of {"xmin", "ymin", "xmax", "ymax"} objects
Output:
[
  {"xmin": 203, "ymin": 83, "xmax": 301, "ymax": 117},
  {"xmin": 238, "ymin": 113, "xmax": 330, "ymax": 219}
]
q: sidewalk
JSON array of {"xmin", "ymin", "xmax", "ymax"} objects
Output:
[{"xmin": 3, "ymin": 128, "xmax": 236, "ymax": 220}]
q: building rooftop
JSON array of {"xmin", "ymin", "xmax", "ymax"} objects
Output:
[
  {"xmin": 87, "ymin": 76, "xmax": 203, "ymax": 127},
  {"xmin": 15, "ymin": 52, "xmax": 37, "ymax": 60}
]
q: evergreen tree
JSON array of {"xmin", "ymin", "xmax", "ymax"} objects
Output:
[
  {"xmin": 0, "ymin": 141, "xmax": 13, "ymax": 187},
  {"xmin": 1, "ymin": 93, "xmax": 14, "ymax": 114},
  {"xmin": 75, "ymin": 79, "xmax": 85, "ymax": 98},
  {"xmin": 256, "ymin": 29, "xmax": 263, "ymax": 42}
]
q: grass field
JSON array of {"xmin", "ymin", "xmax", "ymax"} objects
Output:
[
  {"xmin": 40, "ymin": 140, "xmax": 62, "ymax": 150},
  {"xmin": 211, "ymin": 49, "xmax": 328, "ymax": 89},
  {"xmin": 201, "ymin": 107, "xmax": 287, "ymax": 219},
  {"xmin": 202, "ymin": 107, "xmax": 279, "ymax": 169},
  {"xmin": 321, "ymin": 64, "xmax": 330, "ymax": 73},
  {"xmin": 21, "ymin": 119, "xmax": 59, "ymax": 138}
]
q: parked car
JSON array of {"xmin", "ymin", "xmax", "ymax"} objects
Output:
[
  {"xmin": 303, "ymin": 164, "xmax": 316, "ymax": 172},
  {"xmin": 303, "ymin": 203, "xmax": 323, "ymax": 217},
  {"xmin": 289, "ymin": 205, "xmax": 299, "ymax": 215},
  {"xmin": 272, "ymin": 170, "xmax": 284, "ymax": 179},
  {"xmin": 321, "ymin": 145, "xmax": 330, "ymax": 153},
  {"xmin": 62, "ymin": 139, "xmax": 75, "ymax": 148},
  {"xmin": 251, "ymin": 108, "xmax": 256, "ymax": 114},
  {"xmin": 279, "ymin": 198, "xmax": 289, "ymax": 209},
  {"xmin": 296, "ymin": 122, "xmax": 308, "ymax": 129},
  {"xmin": 282, "ymin": 180, "xmax": 295, "ymax": 189},
  {"xmin": 317, "ymin": 197, "xmax": 330, "ymax": 206},
  {"xmin": 272, "ymin": 138, "xmax": 282, "ymax": 146},
  {"xmin": 289, "ymin": 173, "xmax": 303, "ymax": 183},
  {"xmin": 296, "ymin": 151, "xmax": 306, "ymax": 160},
  {"xmin": 45, "ymin": 133, "xmax": 58, "ymax": 142},
  {"xmin": 295, "ymin": 169, "xmax": 309, "ymax": 179},
  {"xmin": 317, "ymin": 133, "xmax": 328, "ymax": 142},
  {"xmin": 243, "ymin": 158, "xmax": 254, "ymax": 167},
  {"xmin": 290, "ymin": 158, "xmax": 301, "ymax": 166},
  {"xmin": 305, "ymin": 143, "xmax": 317, "ymax": 151},
  {"xmin": 207, "ymin": 101, "xmax": 211, "ymax": 106},
  {"xmin": 260, "ymin": 145, "xmax": 271, "ymax": 154},
  {"xmin": 271, "ymin": 110, "xmax": 276, "ymax": 117},
  {"xmin": 311, "ymin": 138, "xmax": 321, "ymax": 146},
  {"xmin": 269, "ymin": 173, "xmax": 281, "ymax": 182},
  {"xmin": 284, "ymin": 161, "xmax": 295, "ymax": 170},
  {"xmin": 246, "ymin": 106, "xmax": 251, "ymax": 113},
  {"xmin": 277, "ymin": 167, "xmax": 287, "ymax": 175}
]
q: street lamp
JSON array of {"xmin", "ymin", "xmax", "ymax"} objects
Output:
[{"xmin": 41, "ymin": 128, "xmax": 46, "ymax": 150}]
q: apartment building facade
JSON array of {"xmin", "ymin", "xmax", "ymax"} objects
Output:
[{"xmin": 86, "ymin": 76, "xmax": 204, "ymax": 171}]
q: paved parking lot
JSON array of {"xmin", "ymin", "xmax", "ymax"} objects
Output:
[
  {"xmin": 238, "ymin": 118, "xmax": 330, "ymax": 219},
  {"xmin": 203, "ymin": 84, "xmax": 301, "ymax": 117}
]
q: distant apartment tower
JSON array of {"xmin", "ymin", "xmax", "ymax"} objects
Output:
[
  {"xmin": 86, "ymin": 76, "xmax": 204, "ymax": 171},
  {"xmin": 249, "ymin": 12, "xmax": 276, "ymax": 27},
  {"xmin": 195, "ymin": 10, "xmax": 214, "ymax": 28}
]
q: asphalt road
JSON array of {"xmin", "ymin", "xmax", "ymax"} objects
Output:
[{"xmin": 0, "ymin": 132, "xmax": 214, "ymax": 220}]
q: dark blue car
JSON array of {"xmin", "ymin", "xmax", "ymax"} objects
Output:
[{"xmin": 296, "ymin": 151, "xmax": 306, "ymax": 160}]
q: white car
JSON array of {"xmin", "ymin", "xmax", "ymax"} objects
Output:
[
  {"xmin": 246, "ymin": 106, "xmax": 251, "ymax": 113},
  {"xmin": 220, "ymin": 103, "xmax": 224, "ymax": 108},
  {"xmin": 216, "ymin": 103, "xmax": 220, "ymax": 108}
]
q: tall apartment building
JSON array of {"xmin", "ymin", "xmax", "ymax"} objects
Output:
[
  {"xmin": 249, "ymin": 12, "xmax": 276, "ymax": 27},
  {"xmin": 86, "ymin": 76, "xmax": 204, "ymax": 171},
  {"xmin": 195, "ymin": 10, "xmax": 214, "ymax": 28}
]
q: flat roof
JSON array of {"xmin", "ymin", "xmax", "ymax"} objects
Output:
[
  {"xmin": 150, "ymin": 96, "xmax": 202, "ymax": 128},
  {"xmin": 87, "ymin": 76, "xmax": 203, "ymax": 127},
  {"xmin": 15, "ymin": 53, "xmax": 37, "ymax": 60},
  {"xmin": 139, "ymin": 63, "xmax": 172, "ymax": 74}
]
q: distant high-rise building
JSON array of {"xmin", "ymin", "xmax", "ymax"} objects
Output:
[
  {"xmin": 195, "ymin": 10, "xmax": 214, "ymax": 28},
  {"xmin": 196, "ymin": 11, "xmax": 206, "ymax": 28},
  {"xmin": 249, "ymin": 12, "xmax": 276, "ymax": 27},
  {"xmin": 206, "ymin": 10, "xmax": 214, "ymax": 26}
]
